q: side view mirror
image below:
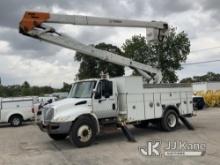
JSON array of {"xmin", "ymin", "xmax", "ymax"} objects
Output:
[
  {"xmin": 93, "ymin": 89, "xmax": 101, "ymax": 99},
  {"xmin": 95, "ymin": 92, "xmax": 101, "ymax": 99}
]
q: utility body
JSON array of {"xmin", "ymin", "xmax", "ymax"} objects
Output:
[
  {"xmin": 19, "ymin": 12, "xmax": 194, "ymax": 147},
  {"xmin": 0, "ymin": 97, "xmax": 34, "ymax": 126}
]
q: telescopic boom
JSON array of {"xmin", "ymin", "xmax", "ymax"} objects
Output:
[{"xmin": 19, "ymin": 11, "xmax": 169, "ymax": 83}]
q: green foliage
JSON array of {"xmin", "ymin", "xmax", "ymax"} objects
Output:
[
  {"xmin": 122, "ymin": 28, "xmax": 190, "ymax": 83},
  {"xmin": 179, "ymin": 77, "xmax": 193, "ymax": 84},
  {"xmin": 75, "ymin": 43, "xmax": 125, "ymax": 80},
  {"xmin": 0, "ymin": 81, "xmax": 71, "ymax": 97},
  {"xmin": 60, "ymin": 82, "xmax": 72, "ymax": 92},
  {"xmin": 180, "ymin": 72, "xmax": 220, "ymax": 83},
  {"xmin": 21, "ymin": 81, "xmax": 31, "ymax": 96}
]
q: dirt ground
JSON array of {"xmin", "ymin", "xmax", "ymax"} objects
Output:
[{"xmin": 0, "ymin": 108, "xmax": 220, "ymax": 165}]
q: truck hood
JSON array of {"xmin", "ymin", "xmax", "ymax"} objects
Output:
[
  {"xmin": 47, "ymin": 98, "xmax": 92, "ymax": 122},
  {"xmin": 50, "ymin": 98, "xmax": 91, "ymax": 110}
]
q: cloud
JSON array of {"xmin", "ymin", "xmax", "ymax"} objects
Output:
[
  {"xmin": 0, "ymin": 27, "xmax": 59, "ymax": 56},
  {"xmin": 0, "ymin": 0, "xmax": 220, "ymax": 86},
  {"xmin": 148, "ymin": 0, "xmax": 195, "ymax": 16},
  {"xmin": 0, "ymin": 54, "xmax": 79, "ymax": 87},
  {"xmin": 202, "ymin": 0, "xmax": 220, "ymax": 11}
]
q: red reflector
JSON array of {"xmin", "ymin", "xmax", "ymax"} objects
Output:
[{"xmin": 32, "ymin": 108, "xmax": 35, "ymax": 113}]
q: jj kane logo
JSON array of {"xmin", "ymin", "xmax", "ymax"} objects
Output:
[
  {"xmin": 139, "ymin": 140, "xmax": 206, "ymax": 157},
  {"xmin": 139, "ymin": 140, "xmax": 161, "ymax": 157}
]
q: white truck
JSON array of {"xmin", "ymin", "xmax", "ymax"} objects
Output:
[
  {"xmin": 0, "ymin": 97, "xmax": 34, "ymax": 126},
  {"xmin": 19, "ymin": 12, "xmax": 194, "ymax": 147}
]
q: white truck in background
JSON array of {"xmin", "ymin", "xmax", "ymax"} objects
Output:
[
  {"xmin": 0, "ymin": 97, "xmax": 34, "ymax": 126},
  {"xmin": 38, "ymin": 96, "xmax": 57, "ymax": 104},
  {"xmin": 19, "ymin": 12, "xmax": 194, "ymax": 147}
]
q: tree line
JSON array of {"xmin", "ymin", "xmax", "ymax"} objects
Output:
[
  {"xmin": 0, "ymin": 81, "xmax": 71, "ymax": 97},
  {"xmin": 180, "ymin": 72, "xmax": 220, "ymax": 83}
]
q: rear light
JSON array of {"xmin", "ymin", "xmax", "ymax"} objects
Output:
[{"xmin": 32, "ymin": 108, "xmax": 35, "ymax": 113}]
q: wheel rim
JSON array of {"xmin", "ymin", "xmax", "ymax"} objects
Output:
[
  {"xmin": 12, "ymin": 118, "xmax": 20, "ymax": 126},
  {"xmin": 167, "ymin": 114, "xmax": 176, "ymax": 128},
  {"xmin": 77, "ymin": 125, "xmax": 92, "ymax": 142}
]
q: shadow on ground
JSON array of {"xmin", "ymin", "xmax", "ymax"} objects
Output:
[{"xmin": 49, "ymin": 123, "xmax": 188, "ymax": 151}]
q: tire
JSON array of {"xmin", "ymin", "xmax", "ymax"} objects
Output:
[
  {"xmin": 198, "ymin": 101, "xmax": 205, "ymax": 110},
  {"xmin": 69, "ymin": 116, "xmax": 97, "ymax": 147},
  {"xmin": 48, "ymin": 134, "xmax": 68, "ymax": 140},
  {"xmin": 9, "ymin": 115, "xmax": 22, "ymax": 127},
  {"xmin": 133, "ymin": 121, "xmax": 149, "ymax": 128},
  {"xmin": 161, "ymin": 109, "xmax": 178, "ymax": 131}
]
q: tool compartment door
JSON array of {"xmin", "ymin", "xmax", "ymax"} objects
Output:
[
  {"xmin": 154, "ymin": 93, "xmax": 162, "ymax": 118},
  {"xmin": 187, "ymin": 91, "xmax": 193, "ymax": 114},
  {"xmin": 127, "ymin": 94, "xmax": 144, "ymax": 121},
  {"xmin": 144, "ymin": 93, "xmax": 154, "ymax": 119},
  {"xmin": 180, "ymin": 92, "xmax": 188, "ymax": 115}
]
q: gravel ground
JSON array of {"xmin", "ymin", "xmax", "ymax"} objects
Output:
[{"xmin": 0, "ymin": 108, "xmax": 220, "ymax": 165}]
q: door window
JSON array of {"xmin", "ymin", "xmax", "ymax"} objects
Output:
[{"xmin": 95, "ymin": 80, "xmax": 113, "ymax": 99}]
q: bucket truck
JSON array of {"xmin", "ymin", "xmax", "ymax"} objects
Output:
[{"xmin": 19, "ymin": 11, "xmax": 194, "ymax": 147}]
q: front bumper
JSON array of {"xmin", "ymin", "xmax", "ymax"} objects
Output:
[{"xmin": 37, "ymin": 121, "xmax": 72, "ymax": 134}]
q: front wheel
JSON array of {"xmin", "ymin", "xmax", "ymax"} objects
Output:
[
  {"xmin": 69, "ymin": 116, "xmax": 97, "ymax": 147},
  {"xmin": 161, "ymin": 109, "xmax": 178, "ymax": 131}
]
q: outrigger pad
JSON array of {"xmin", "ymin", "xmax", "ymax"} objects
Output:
[
  {"xmin": 179, "ymin": 116, "xmax": 194, "ymax": 130},
  {"xmin": 120, "ymin": 124, "xmax": 136, "ymax": 142}
]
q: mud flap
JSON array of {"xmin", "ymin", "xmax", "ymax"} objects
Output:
[
  {"xmin": 120, "ymin": 123, "xmax": 136, "ymax": 142},
  {"xmin": 179, "ymin": 116, "xmax": 194, "ymax": 130}
]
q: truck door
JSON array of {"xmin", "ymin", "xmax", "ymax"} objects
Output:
[{"xmin": 92, "ymin": 80, "xmax": 117, "ymax": 119}]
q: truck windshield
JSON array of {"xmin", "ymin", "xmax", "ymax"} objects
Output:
[{"xmin": 68, "ymin": 81, "xmax": 96, "ymax": 98}]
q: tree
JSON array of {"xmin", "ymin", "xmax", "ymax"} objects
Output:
[
  {"xmin": 31, "ymin": 86, "xmax": 41, "ymax": 96},
  {"xmin": 60, "ymin": 82, "xmax": 72, "ymax": 92},
  {"xmin": 0, "ymin": 82, "xmax": 71, "ymax": 97},
  {"xmin": 122, "ymin": 28, "xmax": 190, "ymax": 83},
  {"xmin": 179, "ymin": 77, "xmax": 193, "ymax": 84},
  {"xmin": 75, "ymin": 43, "xmax": 125, "ymax": 80},
  {"xmin": 41, "ymin": 86, "xmax": 54, "ymax": 94},
  {"xmin": 180, "ymin": 72, "xmax": 220, "ymax": 83},
  {"xmin": 21, "ymin": 81, "xmax": 31, "ymax": 96}
]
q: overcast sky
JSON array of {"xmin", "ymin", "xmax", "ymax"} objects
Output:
[{"xmin": 0, "ymin": 0, "xmax": 220, "ymax": 87}]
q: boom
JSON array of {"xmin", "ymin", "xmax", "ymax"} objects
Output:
[{"xmin": 19, "ymin": 11, "xmax": 169, "ymax": 83}]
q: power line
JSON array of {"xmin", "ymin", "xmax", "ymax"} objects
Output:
[
  {"xmin": 182, "ymin": 46, "xmax": 220, "ymax": 65},
  {"xmin": 182, "ymin": 59, "xmax": 220, "ymax": 65}
]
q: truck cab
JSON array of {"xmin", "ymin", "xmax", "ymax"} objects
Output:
[
  {"xmin": 38, "ymin": 78, "xmax": 119, "ymax": 146},
  {"xmin": 40, "ymin": 78, "xmax": 118, "ymax": 122}
]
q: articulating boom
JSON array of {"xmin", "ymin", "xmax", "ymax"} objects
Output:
[{"xmin": 19, "ymin": 11, "xmax": 169, "ymax": 83}]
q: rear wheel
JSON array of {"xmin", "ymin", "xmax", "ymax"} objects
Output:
[
  {"xmin": 48, "ymin": 134, "xmax": 68, "ymax": 140},
  {"xmin": 9, "ymin": 115, "xmax": 22, "ymax": 127},
  {"xmin": 161, "ymin": 109, "xmax": 178, "ymax": 131},
  {"xmin": 69, "ymin": 116, "xmax": 97, "ymax": 147}
]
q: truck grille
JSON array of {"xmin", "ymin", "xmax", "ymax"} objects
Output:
[{"xmin": 42, "ymin": 107, "xmax": 54, "ymax": 124}]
